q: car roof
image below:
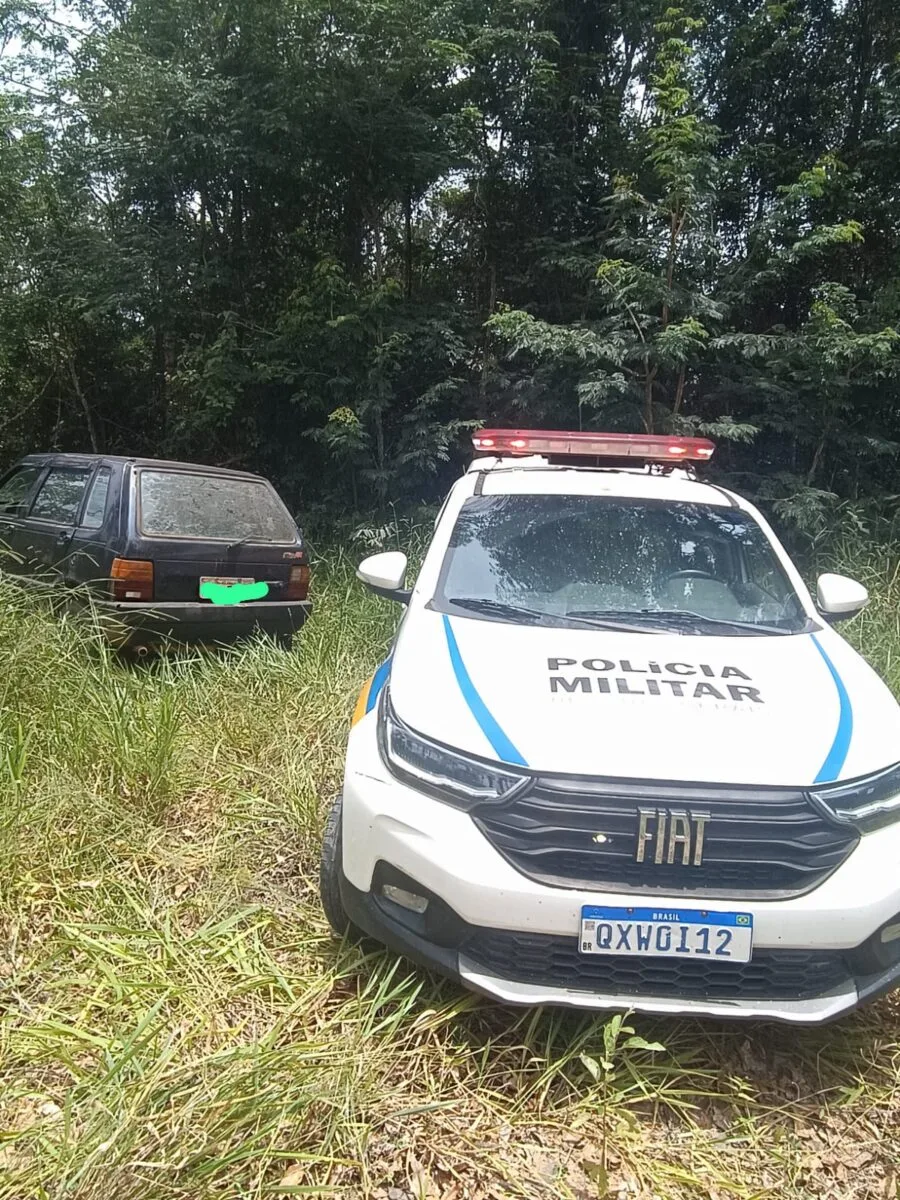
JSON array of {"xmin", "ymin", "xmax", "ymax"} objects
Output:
[
  {"xmin": 17, "ymin": 452, "xmax": 269, "ymax": 482},
  {"xmin": 468, "ymin": 458, "xmax": 740, "ymax": 508}
]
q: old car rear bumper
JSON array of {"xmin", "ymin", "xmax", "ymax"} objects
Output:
[{"xmin": 95, "ymin": 598, "xmax": 312, "ymax": 646}]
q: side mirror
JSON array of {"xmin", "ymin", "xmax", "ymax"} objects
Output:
[
  {"xmin": 816, "ymin": 572, "xmax": 869, "ymax": 621},
  {"xmin": 357, "ymin": 551, "xmax": 411, "ymax": 604}
]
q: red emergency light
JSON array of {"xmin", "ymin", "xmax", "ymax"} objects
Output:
[{"xmin": 471, "ymin": 429, "xmax": 715, "ymax": 462}]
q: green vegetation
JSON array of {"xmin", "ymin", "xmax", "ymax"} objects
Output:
[
  {"xmin": 2, "ymin": 1, "xmax": 900, "ymax": 1193},
  {"xmin": 0, "ymin": 540, "xmax": 897, "ymax": 1199},
  {"xmin": 1, "ymin": 0, "xmax": 900, "ymax": 521}
]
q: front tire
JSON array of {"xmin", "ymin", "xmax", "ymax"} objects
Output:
[{"xmin": 319, "ymin": 794, "xmax": 351, "ymax": 936}]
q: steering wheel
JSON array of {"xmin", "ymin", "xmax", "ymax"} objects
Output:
[{"xmin": 665, "ymin": 569, "xmax": 717, "ymax": 582}]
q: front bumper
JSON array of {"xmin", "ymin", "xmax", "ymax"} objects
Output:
[
  {"xmin": 340, "ymin": 870, "xmax": 900, "ymax": 1022},
  {"xmin": 340, "ymin": 720, "xmax": 900, "ymax": 1023},
  {"xmin": 95, "ymin": 598, "xmax": 312, "ymax": 646}
]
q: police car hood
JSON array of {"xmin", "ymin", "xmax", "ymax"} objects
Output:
[{"xmin": 388, "ymin": 610, "xmax": 900, "ymax": 787}]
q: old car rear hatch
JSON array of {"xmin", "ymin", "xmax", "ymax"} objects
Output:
[{"xmin": 131, "ymin": 466, "xmax": 306, "ymax": 602}]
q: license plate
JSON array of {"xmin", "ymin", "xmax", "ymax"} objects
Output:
[
  {"xmin": 199, "ymin": 576, "xmax": 254, "ymax": 589},
  {"xmin": 580, "ymin": 905, "xmax": 753, "ymax": 963}
]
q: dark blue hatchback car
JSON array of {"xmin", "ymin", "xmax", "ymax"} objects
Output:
[{"xmin": 0, "ymin": 453, "xmax": 311, "ymax": 650}]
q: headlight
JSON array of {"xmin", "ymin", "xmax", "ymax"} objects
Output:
[
  {"xmin": 812, "ymin": 763, "xmax": 900, "ymax": 832},
  {"xmin": 377, "ymin": 688, "xmax": 528, "ymax": 809}
]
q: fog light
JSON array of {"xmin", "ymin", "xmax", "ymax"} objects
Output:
[
  {"xmin": 381, "ymin": 884, "xmax": 429, "ymax": 914},
  {"xmin": 852, "ymin": 914, "xmax": 900, "ymax": 975}
]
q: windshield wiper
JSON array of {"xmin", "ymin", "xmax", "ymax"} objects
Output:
[
  {"xmin": 569, "ymin": 608, "xmax": 795, "ymax": 636},
  {"xmin": 446, "ymin": 597, "xmax": 663, "ymax": 633},
  {"xmin": 447, "ymin": 597, "xmax": 563, "ymax": 625},
  {"xmin": 225, "ymin": 534, "xmax": 273, "ymax": 551},
  {"xmin": 641, "ymin": 609, "xmax": 796, "ymax": 635}
]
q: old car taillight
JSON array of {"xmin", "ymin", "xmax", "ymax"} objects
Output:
[
  {"xmin": 110, "ymin": 558, "xmax": 154, "ymax": 601},
  {"xmin": 284, "ymin": 564, "xmax": 310, "ymax": 600}
]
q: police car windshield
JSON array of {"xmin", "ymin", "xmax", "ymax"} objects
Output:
[{"xmin": 435, "ymin": 495, "xmax": 811, "ymax": 635}]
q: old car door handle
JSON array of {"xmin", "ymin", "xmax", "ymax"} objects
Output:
[{"xmin": 55, "ymin": 531, "xmax": 69, "ymax": 544}]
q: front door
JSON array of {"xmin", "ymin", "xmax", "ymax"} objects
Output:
[{"xmin": 0, "ymin": 463, "xmax": 48, "ymax": 574}]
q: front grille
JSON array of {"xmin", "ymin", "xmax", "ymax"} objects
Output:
[
  {"xmin": 473, "ymin": 777, "xmax": 858, "ymax": 899},
  {"xmin": 464, "ymin": 929, "xmax": 850, "ymax": 1001}
]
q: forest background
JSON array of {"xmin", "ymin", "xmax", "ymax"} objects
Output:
[{"xmin": 1, "ymin": 0, "xmax": 899, "ymax": 535}]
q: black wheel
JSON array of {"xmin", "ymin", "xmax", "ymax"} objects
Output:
[
  {"xmin": 274, "ymin": 631, "xmax": 294, "ymax": 651},
  {"xmin": 319, "ymin": 794, "xmax": 351, "ymax": 936}
]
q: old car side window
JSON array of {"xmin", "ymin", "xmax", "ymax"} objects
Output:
[
  {"xmin": 29, "ymin": 467, "xmax": 92, "ymax": 524},
  {"xmin": 0, "ymin": 465, "xmax": 42, "ymax": 515},
  {"xmin": 81, "ymin": 467, "xmax": 111, "ymax": 530}
]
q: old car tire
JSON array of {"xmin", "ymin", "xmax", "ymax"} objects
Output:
[{"xmin": 320, "ymin": 794, "xmax": 351, "ymax": 937}]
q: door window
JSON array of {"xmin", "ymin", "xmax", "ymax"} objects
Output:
[
  {"xmin": 0, "ymin": 465, "xmax": 42, "ymax": 515},
  {"xmin": 81, "ymin": 467, "xmax": 111, "ymax": 529},
  {"xmin": 30, "ymin": 468, "xmax": 91, "ymax": 524}
]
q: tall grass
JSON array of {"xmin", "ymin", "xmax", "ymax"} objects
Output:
[{"xmin": 0, "ymin": 541, "xmax": 897, "ymax": 1199}]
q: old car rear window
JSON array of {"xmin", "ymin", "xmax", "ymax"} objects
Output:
[{"xmin": 137, "ymin": 471, "xmax": 296, "ymax": 542}]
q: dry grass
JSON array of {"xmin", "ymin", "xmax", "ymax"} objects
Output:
[{"xmin": 0, "ymin": 541, "xmax": 898, "ymax": 1200}]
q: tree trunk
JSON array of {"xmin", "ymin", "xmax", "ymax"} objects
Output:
[
  {"xmin": 68, "ymin": 360, "xmax": 99, "ymax": 452},
  {"xmin": 644, "ymin": 362, "xmax": 657, "ymax": 433},
  {"xmin": 231, "ymin": 173, "xmax": 244, "ymax": 294},
  {"xmin": 372, "ymin": 207, "xmax": 386, "ymax": 497},
  {"xmin": 673, "ymin": 365, "xmax": 687, "ymax": 414},
  {"xmin": 155, "ymin": 324, "xmax": 166, "ymax": 439},
  {"xmin": 846, "ymin": 0, "xmax": 874, "ymax": 148},
  {"xmin": 404, "ymin": 190, "xmax": 413, "ymax": 300},
  {"xmin": 342, "ymin": 189, "xmax": 366, "ymax": 280}
]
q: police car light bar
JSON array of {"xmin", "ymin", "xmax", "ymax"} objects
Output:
[{"xmin": 471, "ymin": 429, "xmax": 715, "ymax": 462}]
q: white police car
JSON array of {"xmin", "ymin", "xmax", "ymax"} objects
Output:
[{"xmin": 319, "ymin": 429, "xmax": 900, "ymax": 1023}]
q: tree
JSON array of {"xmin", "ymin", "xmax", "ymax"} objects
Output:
[{"xmin": 0, "ymin": 0, "xmax": 899, "ymax": 518}]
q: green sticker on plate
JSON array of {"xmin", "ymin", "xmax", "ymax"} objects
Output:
[{"xmin": 199, "ymin": 580, "xmax": 270, "ymax": 606}]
